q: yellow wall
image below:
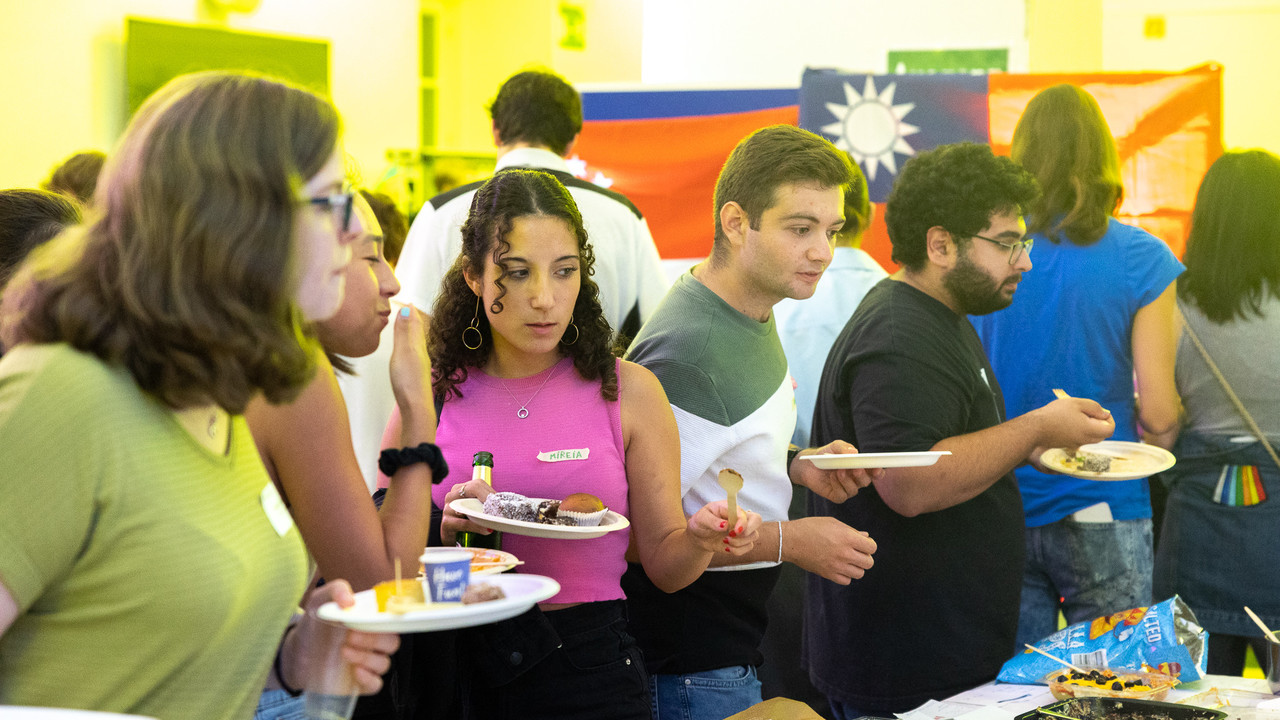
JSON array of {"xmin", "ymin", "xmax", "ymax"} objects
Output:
[
  {"xmin": 1027, "ymin": 0, "xmax": 1103, "ymax": 72},
  {"xmin": 431, "ymin": 0, "xmax": 642, "ymax": 155},
  {"xmin": 3, "ymin": 0, "xmax": 1276, "ymax": 192},
  {"xmin": 1102, "ymin": 0, "xmax": 1280, "ymax": 153},
  {"xmin": 0, "ymin": 0, "xmax": 420, "ymax": 189}
]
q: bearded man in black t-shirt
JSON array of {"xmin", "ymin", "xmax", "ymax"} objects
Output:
[{"xmin": 804, "ymin": 142, "xmax": 1117, "ymax": 718}]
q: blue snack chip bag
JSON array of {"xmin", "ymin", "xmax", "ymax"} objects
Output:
[{"xmin": 998, "ymin": 596, "xmax": 1208, "ymax": 684}]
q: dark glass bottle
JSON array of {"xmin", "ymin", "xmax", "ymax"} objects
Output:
[{"xmin": 457, "ymin": 451, "xmax": 500, "ymax": 550}]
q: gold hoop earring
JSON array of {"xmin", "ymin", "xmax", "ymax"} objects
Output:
[
  {"xmin": 560, "ymin": 318, "xmax": 579, "ymax": 346},
  {"xmin": 462, "ymin": 294, "xmax": 483, "ymax": 350}
]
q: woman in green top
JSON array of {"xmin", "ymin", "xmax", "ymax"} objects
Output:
[{"xmin": 0, "ymin": 71, "xmax": 395, "ymax": 718}]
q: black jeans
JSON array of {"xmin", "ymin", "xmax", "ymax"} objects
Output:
[{"xmin": 462, "ymin": 600, "xmax": 651, "ymax": 720}]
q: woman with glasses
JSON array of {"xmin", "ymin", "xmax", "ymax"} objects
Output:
[
  {"xmin": 1154, "ymin": 150, "xmax": 1280, "ymax": 675},
  {"xmin": 970, "ymin": 84, "xmax": 1183, "ymax": 647},
  {"xmin": 0, "ymin": 71, "xmax": 395, "ymax": 717}
]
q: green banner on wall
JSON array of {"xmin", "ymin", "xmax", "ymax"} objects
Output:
[{"xmin": 887, "ymin": 49, "xmax": 1008, "ymax": 74}]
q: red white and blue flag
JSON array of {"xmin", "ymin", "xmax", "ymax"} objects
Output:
[{"xmin": 575, "ymin": 66, "xmax": 1221, "ymax": 270}]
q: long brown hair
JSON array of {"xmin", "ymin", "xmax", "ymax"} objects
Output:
[
  {"xmin": 1, "ymin": 71, "xmax": 340, "ymax": 413},
  {"xmin": 1012, "ymin": 84, "xmax": 1123, "ymax": 246},
  {"xmin": 429, "ymin": 169, "xmax": 616, "ymax": 403}
]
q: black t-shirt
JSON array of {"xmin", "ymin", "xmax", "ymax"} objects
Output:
[
  {"xmin": 622, "ymin": 562, "xmax": 783, "ymax": 674},
  {"xmin": 804, "ymin": 279, "xmax": 1025, "ymax": 713}
]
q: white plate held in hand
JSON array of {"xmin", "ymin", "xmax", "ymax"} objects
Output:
[
  {"xmin": 800, "ymin": 451, "xmax": 951, "ymax": 470},
  {"xmin": 317, "ymin": 573, "xmax": 560, "ymax": 633},
  {"xmin": 1040, "ymin": 441, "xmax": 1175, "ymax": 481},
  {"xmin": 450, "ymin": 498, "xmax": 630, "ymax": 540}
]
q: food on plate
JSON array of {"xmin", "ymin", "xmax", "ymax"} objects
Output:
[
  {"xmin": 555, "ymin": 492, "xmax": 608, "ymax": 526},
  {"xmin": 1045, "ymin": 668, "xmax": 1177, "ymax": 700},
  {"xmin": 560, "ymin": 492, "xmax": 604, "ymax": 513},
  {"xmin": 469, "ymin": 550, "xmax": 507, "ymax": 566},
  {"xmin": 482, "ymin": 491, "xmax": 538, "ymax": 522},
  {"xmin": 374, "ymin": 578, "xmax": 425, "ymax": 612},
  {"xmin": 480, "ymin": 491, "xmax": 609, "ymax": 527},
  {"xmin": 462, "ymin": 582, "xmax": 507, "ymax": 604},
  {"xmin": 1072, "ymin": 451, "xmax": 1113, "ymax": 473},
  {"xmin": 534, "ymin": 499, "xmax": 574, "ymax": 526}
]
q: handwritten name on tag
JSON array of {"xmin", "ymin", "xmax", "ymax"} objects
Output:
[{"xmin": 537, "ymin": 448, "xmax": 590, "ymax": 462}]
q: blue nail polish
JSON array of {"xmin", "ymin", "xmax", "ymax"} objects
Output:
[{"xmin": 399, "ymin": 307, "xmax": 410, "ymax": 317}]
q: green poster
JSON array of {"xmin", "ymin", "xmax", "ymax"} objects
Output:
[{"xmin": 887, "ymin": 49, "xmax": 1008, "ymax": 75}]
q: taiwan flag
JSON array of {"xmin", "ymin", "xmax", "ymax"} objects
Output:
[
  {"xmin": 574, "ymin": 86, "xmax": 799, "ymax": 265},
  {"xmin": 575, "ymin": 65, "xmax": 1221, "ymax": 271}
]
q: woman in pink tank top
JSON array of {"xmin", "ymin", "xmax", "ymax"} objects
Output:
[{"xmin": 385, "ymin": 169, "xmax": 762, "ymax": 719}]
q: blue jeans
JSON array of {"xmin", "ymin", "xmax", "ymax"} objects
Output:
[
  {"xmin": 651, "ymin": 665, "xmax": 762, "ymax": 720},
  {"xmin": 254, "ymin": 688, "xmax": 305, "ymax": 720},
  {"xmin": 1017, "ymin": 516, "xmax": 1153, "ymax": 648}
]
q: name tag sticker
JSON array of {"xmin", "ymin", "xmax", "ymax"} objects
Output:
[
  {"xmin": 261, "ymin": 482, "xmax": 294, "ymax": 536},
  {"xmin": 537, "ymin": 448, "xmax": 590, "ymax": 463}
]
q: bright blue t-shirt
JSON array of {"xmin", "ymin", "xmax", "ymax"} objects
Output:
[{"xmin": 971, "ymin": 218, "xmax": 1184, "ymax": 527}]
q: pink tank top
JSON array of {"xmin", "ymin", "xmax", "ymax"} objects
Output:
[{"xmin": 431, "ymin": 357, "xmax": 628, "ymax": 603}]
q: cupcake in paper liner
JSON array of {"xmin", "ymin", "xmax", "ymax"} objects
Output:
[{"xmin": 556, "ymin": 492, "xmax": 608, "ymax": 526}]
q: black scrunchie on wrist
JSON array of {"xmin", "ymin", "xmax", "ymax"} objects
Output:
[{"xmin": 379, "ymin": 442, "xmax": 449, "ymax": 484}]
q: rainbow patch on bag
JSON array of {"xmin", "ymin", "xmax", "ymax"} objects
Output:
[{"xmin": 1212, "ymin": 465, "xmax": 1266, "ymax": 506}]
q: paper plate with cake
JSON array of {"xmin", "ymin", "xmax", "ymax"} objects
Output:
[
  {"xmin": 1040, "ymin": 441, "xmax": 1176, "ymax": 481},
  {"xmin": 451, "ymin": 491, "xmax": 630, "ymax": 539},
  {"xmin": 317, "ymin": 573, "xmax": 561, "ymax": 633}
]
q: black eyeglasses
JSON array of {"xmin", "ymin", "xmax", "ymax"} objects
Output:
[
  {"xmin": 308, "ymin": 189, "xmax": 355, "ymax": 235},
  {"xmin": 964, "ymin": 232, "xmax": 1034, "ymax": 265}
]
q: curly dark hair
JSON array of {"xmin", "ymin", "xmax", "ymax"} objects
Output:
[
  {"xmin": 886, "ymin": 142, "xmax": 1040, "ymax": 271},
  {"xmin": 429, "ymin": 169, "xmax": 616, "ymax": 403},
  {"xmin": 488, "ymin": 70, "xmax": 582, "ymax": 156}
]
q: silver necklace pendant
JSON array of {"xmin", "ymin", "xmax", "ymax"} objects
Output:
[{"xmin": 503, "ymin": 363, "xmax": 560, "ymax": 420}]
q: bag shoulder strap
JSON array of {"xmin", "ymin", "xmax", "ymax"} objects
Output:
[{"xmin": 1177, "ymin": 301, "xmax": 1280, "ymax": 472}]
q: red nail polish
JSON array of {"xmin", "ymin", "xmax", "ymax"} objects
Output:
[
  {"xmin": 729, "ymin": 531, "xmax": 737, "ymax": 538},
  {"xmin": 724, "ymin": 547, "xmax": 731, "ymax": 553},
  {"xmin": 723, "ymin": 537, "xmax": 730, "ymax": 544},
  {"xmin": 719, "ymin": 521, "xmax": 727, "ymax": 529}
]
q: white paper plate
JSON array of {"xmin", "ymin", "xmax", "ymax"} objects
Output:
[
  {"xmin": 450, "ymin": 498, "xmax": 630, "ymax": 540},
  {"xmin": 317, "ymin": 573, "xmax": 560, "ymax": 633},
  {"xmin": 800, "ymin": 451, "xmax": 951, "ymax": 470},
  {"xmin": 0, "ymin": 709, "xmax": 155, "ymax": 720},
  {"xmin": 420, "ymin": 546, "xmax": 520, "ymax": 576},
  {"xmin": 1040, "ymin": 441, "xmax": 1176, "ymax": 481}
]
